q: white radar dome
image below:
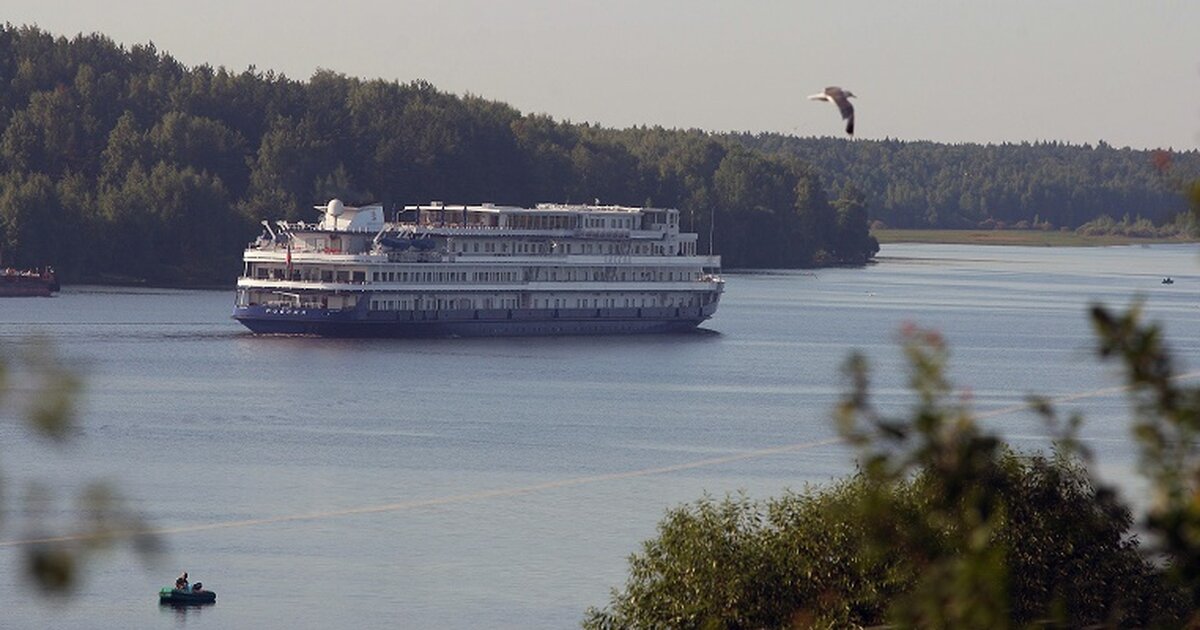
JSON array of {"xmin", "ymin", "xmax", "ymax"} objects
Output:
[{"xmin": 327, "ymin": 199, "xmax": 345, "ymax": 217}]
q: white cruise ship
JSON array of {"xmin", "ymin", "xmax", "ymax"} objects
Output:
[{"xmin": 233, "ymin": 199, "xmax": 724, "ymax": 336}]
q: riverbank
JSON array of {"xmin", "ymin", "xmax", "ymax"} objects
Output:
[{"xmin": 872, "ymin": 229, "xmax": 1196, "ymax": 247}]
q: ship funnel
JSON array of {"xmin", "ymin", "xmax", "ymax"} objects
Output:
[{"xmin": 326, "ymin": 199, "xmax": 345, "ymax": 230}]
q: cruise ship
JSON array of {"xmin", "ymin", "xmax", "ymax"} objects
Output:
[{"xmin": 232, "ymin": 200, "xmax": 723, "ymax": 336}]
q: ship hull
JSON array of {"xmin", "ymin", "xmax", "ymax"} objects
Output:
[{"xmin": 232, "ymin": 304, "xmax": 717, "ymax": 338}]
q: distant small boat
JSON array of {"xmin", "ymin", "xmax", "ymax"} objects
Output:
[
  {"xmin": 159, "ymin": 587, "xmax": 216, "ymax": 605},
  {"xmin": 0, "ymin": 266, "xmax": 58, "ymax": 297},
  {"xmin": 1162, "ymin": 277, "xmax": 1174, "ymax": 285}
]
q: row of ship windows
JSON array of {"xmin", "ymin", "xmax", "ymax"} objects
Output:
[
  {"xmin": 450, "ymin": 241, "xmax": 693, "ymax": 256},
  {"xmin": 371, "ymin": 270, "xmax": 519, "ymax": 283},
  {"xmin": 526, "ymin": 269, "xmax": 701, "ymax": 282},
  {"xmin": 579, "ymin": 216, "xmax": 635, "ymax": 229},
  {"xmin": 369, "ymin": 269, "xmax": 701, "ymax": 283},
  {"xmin": 249, "ymin": 266, "xmax": 701, "ymax": 283},
  {"xmin": 254, "ymin": 268, "xmax": 364, "ymax": 282},
  {"xmin": 459, "ymin": 242, "xmax": 548, "ymax": 254},
  {"xmin": 369, "ymin": 294, "xmax": 708, "ymax": 311}
]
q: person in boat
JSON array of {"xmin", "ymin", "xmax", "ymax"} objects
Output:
[
  {"xmin": 175, "ymin": 571, "xmax": 189, "ymax": 591},
  {"xmin": 192, "ymin": 582, "xmax": 203, "ymax": 593}
]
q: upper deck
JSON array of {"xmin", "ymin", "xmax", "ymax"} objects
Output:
[
  {"xmin": 404, "ymin": 202, "xmax": 680, "ymax": 236},
  {"xmin": 250, "ymin": 199, "xmax": 714, "ymax": 263}
]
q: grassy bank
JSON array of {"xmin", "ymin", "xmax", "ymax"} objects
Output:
[{"xmin": 872, "ymin": 229, "xmax": 1196, "ymax": 247}]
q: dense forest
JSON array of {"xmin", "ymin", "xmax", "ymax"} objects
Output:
[
  {"xmin": 0, "ymin": 25, "xmax": 875, "ymax": 284},
  {"xmin": 0, "ymin": 25, "xmax": 1194, "ymax": 285},
  {"xmin": 736, "ymin": 134, "xmax": 1200, "ymax": 230}
]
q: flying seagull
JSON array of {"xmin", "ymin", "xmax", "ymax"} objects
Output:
[{"xmin": 809, "ymin": 86, "xmax": 855, "ymax": 136}]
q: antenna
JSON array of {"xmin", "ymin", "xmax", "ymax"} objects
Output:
[{"xmin": 708, "ymin": 205, "xmax": 715, "ymax": 255}]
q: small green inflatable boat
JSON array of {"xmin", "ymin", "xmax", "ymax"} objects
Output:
[{"xmin": 159, "ymin": 587, "xmax": 216, "ymax": 605}]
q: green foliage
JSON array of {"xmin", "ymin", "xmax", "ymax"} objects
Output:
[
  {"xmin": 1075, "ymin": 213, "xmax": 1189, "ymax": 238},
  {"xmin": 825, "ymin": 184, "xmax": 879, "ymax": 264},
  {"xmin": 735, "ymin": 135, "xmax": 1200, "ymax": 231},
  {"xmin": 587, "ymin": 325, "xmax": 1189, "ymax": 629},
  {"xmin": 1092, "ymin": 305, "xmax": 1200, "ymax": 619},
  {"xmin": 0, "ymin": 25, "xmax": 876, "ymax": 284},
  {"xmin": 584, "ymin": 485, "xmax": 891, "ymax": 629}
]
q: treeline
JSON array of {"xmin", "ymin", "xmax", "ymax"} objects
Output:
[
  {"xmin": 735, "ymin": 133, "xmax": 1200, "ymax": 230},
  {"xmin": 7, "ymin": 24, "xmax": 1191, "ymax": 285},
  {"xmin": 0, "ymin": 25, "xmax": 875, "ymax": 284}
]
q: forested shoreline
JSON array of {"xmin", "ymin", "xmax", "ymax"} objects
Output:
[
  {"xmin": 0, "ymin": 25, "xmax": 877, "ymax": 285},
  {"xmin": 0, "ymin": 24, "xmax": 1194, "ymax": 286},
  {"xmin": 735, "ymin": 133, "xmax": 1200, "ymax": 231}
]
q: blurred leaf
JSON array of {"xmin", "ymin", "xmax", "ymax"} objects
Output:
[
  {"xmin": 0, "ymin": 339, "xmax": 160, "ymax": 595},
  {"xmin": 20, "ymin": 340, "xmax": 81, "ymax": 441},
  {"xmin": 26, "ymin": 545, "xmax": 76, "ymax": 594}
]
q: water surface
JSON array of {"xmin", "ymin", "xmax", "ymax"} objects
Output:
[{"xmin": 1, "ymin": 243, "xmax": 1197, "ymax": 628}]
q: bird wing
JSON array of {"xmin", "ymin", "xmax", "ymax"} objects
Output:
[{"xmin": 833, "ymin": 95, "xmax": 854, "ymax": 122}]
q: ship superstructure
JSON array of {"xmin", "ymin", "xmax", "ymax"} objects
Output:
[{"xmin": 233, "ymin": 200, "xmax": 723, "ymax": 336}]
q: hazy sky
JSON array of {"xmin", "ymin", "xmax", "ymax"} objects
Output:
[{"xmin": 7, "ymin": 1, "xmax": 1199, "ymax": 149}]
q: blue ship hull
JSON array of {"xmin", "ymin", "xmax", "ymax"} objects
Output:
[{"xmin": 232, "ymin": 304, "xmax": 717, "ymax": 337}]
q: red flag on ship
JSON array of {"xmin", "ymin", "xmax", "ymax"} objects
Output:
[{"xmin": 286, "ymin": 240, "xmax": 292, "ymax": 277}]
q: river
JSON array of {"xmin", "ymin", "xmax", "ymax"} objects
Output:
[{"xmin": 1, "ymin": 243, "xmax": 1197, "ymax": 628}]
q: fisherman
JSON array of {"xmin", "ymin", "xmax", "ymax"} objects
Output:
[{"xmin": 175, "ymin": 571, "xmax": 189, "ymax": 591}]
